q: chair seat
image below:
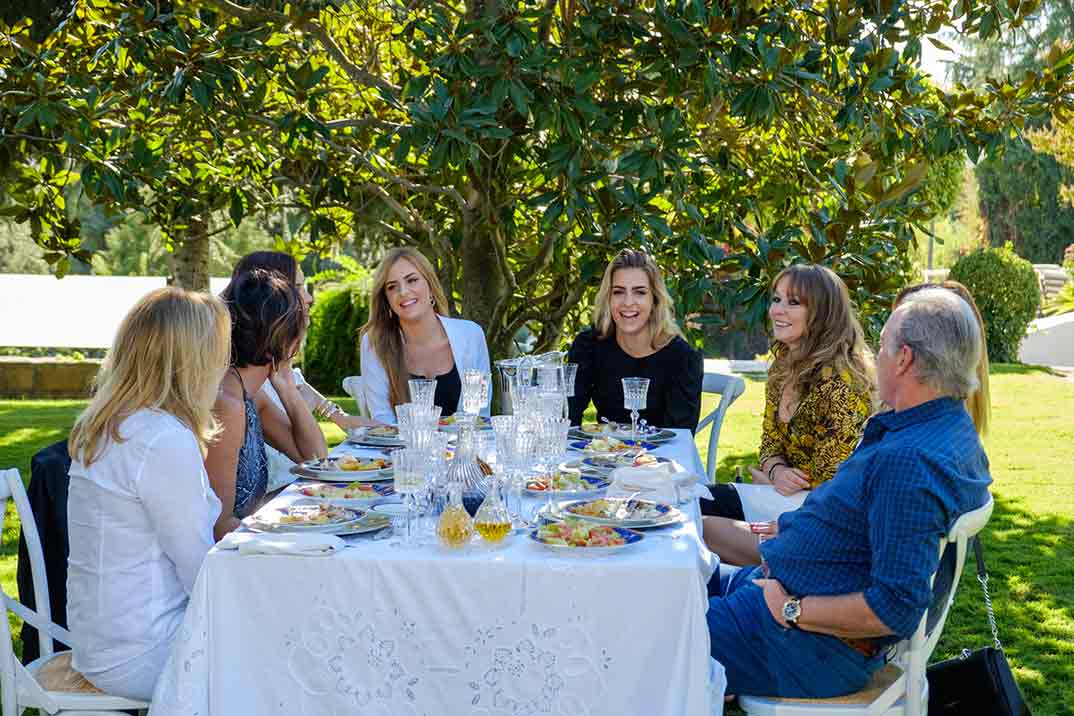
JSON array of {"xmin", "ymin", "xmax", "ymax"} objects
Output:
[
  {"xmin": 26, "ymin": 651, "xmax": 150, "ymax": 710},
  {"xmin": 34, "ymin": 651, "xmax": 102, "ymax": 694},
  {"xmin": 740, "ymin": 663, "xmax": 903, "ymax": 712}
]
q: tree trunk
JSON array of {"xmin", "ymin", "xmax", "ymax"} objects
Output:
[
  {"xmin": 170, "ymin": 219, "xmax": 211, "ymax": 292},
  {"xmin": 459, "ymin": 224, "xmax": 512, "ymax": 357}
]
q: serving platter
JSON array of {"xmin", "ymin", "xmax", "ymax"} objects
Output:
[
  {"xmin": 524, "ymin": 471, "xmax": 610, "ymax": 498},
  {"xmin": 529, "ymin": 521, "xmax": 644, "ymax": 553},
  {"xmin": 296, "ymin": 481, "xmax": 395, "ymax": 504},
  {"xmin": 346, "ymin": 425, "xmax": 406, "ymax": 448},
  {"xmin": 246, "ymin": 504, "xmax": 365, "ymax": 533},
  {"xmin": 290, "ymin": 456, "xmax": 394, "ymax": 482},
  {"xmin": 541, "ymin": 497, "xmax": 683, "ymax": 529}
]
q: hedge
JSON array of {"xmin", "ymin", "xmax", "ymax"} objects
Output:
[
  {"xmin": 303, "ymin": 282, "xmax": 369, "ymax": 393},
  {"xmin": 948, "ymin": 244, "xmax": 1040, "ymax": 363}
]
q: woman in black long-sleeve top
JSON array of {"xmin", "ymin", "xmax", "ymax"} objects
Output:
[{"xmin": 567, "ymin": 249, "xmax": 703, "ymax": 431}]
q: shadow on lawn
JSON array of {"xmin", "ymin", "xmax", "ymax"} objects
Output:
[{"xmin": 938, "ymin": 491, "xmax": 1074, "ymax": 716}]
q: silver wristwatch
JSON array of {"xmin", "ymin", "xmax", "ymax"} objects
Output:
[{"xmin": 782, "ymin": 596, "xmax": 802, "ymax": 628}]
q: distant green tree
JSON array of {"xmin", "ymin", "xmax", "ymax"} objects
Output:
[
  {"xmin": 2, "ymin": 1, "xmax": 1073, "ymax": 356},
  {"xmin": 0, "ymin": 220, "xmax": 49, "ymax": 273},
  {"xmin": 975, "ymin": 140, "xmax": 1074, "ymax": 263}
]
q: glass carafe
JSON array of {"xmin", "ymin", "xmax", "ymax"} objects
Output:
[
  {"xmin": 474, "ymin": 477, "xmax": 512, "ymax": 543},
  {"xmin": 437, "ymin": 482, "xmax": 474, "ymax": 548},
  {"xmin": 445, "ymin": 421, "xmax": 489, "ymax": 498}
]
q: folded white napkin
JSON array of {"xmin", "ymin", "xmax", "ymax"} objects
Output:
[
  {"xmin": 216, "ymin": 531, "xmax": 345, "ymax": 556},
  {"xmin": 608, "ymin": 464, "xmax": 708, "ymax": 505}
]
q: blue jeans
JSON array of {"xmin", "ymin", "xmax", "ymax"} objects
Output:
[{"xmin": 706, "ymin": 566, "xmax": 884, "ymax": 698}]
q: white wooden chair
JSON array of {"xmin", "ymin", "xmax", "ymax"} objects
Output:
[
  {"xmin": 739, "ymin": 495, "xmax": 995, "ymax": 716},
  {"xmin": 341, "ymin": 375, "xmax": 370, "ymax": 418},
  {"xmin": 697, "ymin": 372, "xmax": 747, "ymax": 481},
  {"xmin": 0, "ymin": 468, "xmax": 149, "ymax": 716}
]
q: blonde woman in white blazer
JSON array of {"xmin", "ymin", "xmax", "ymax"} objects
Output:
[{"xmin": 360, "ymin": 248, "xmax": 491, "ymax": 424}]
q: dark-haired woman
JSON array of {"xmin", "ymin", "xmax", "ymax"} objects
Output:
[
  {"xmin": 206, "ymin": 269, "xmax": 327, "ymax": 539},
  {"xmin": 225, "ymin": 251, "xmax": 379, "ymax": 490}
]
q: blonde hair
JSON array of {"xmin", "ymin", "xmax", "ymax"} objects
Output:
[
  {"xmin": 361, "ymin": 247, "xmax": 450, "ymax": 408},
  {"xmin": 769, "ymin": 264, "xmax": 876, "ymax": 402},
  {"xmin": 895, "ymin": 280, "xmax": 990, "ymax": 435},
  {"xmin": 69, "ymin": 288, "xmax": 231, "ymax": 466},
  {"xmin": 592, "ymin": 249, "xmax": 683, "ymax": 350}
]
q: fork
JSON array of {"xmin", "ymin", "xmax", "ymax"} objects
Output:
[{"xmin": 614, "ymin": 492, "xmax": 641, "ymax": 520}]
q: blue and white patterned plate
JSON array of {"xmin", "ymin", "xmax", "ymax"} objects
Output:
[
  {"xmin": 581, "ymin": 454, "xmax": 672, "ymax": 473},
  {"xmin": 567, "ymin": 438, "xmax": 658, "ymax": 454},
  {"xmin": 529, "ymin": 523, "xmax": 644, "ymax": 553}
]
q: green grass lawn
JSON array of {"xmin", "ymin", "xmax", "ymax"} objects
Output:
[{"xmin": 1, "ymin": 367, "xmax": 1072, "ymax": 714}]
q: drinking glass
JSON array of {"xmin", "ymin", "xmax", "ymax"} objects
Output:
[
  {"xmin": 461, "ymin": 369, "xmax": 490, "ymax": 420},
  {"xmin": 561, "ymin": 363, "xmax": 579, "ymax": 420},
  {"xmin": 392, "ymin": 448, "xmax": 427, "ymax": 547},
  {"xmin": 491, "ymin": 415, "xmax": 519, "ymax": 519},
  {"xmin": 621, "ymin": 377, "xmax": 650, "ymax": 440},
  {"xmin": 408, "ymin": 378, "xmax": 437, "ymax": 408}
]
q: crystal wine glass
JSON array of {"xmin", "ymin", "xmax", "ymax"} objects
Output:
[
  {"xmin": 392, "ymin": 448, "xmax": 427, "ymax": 547},
  {"xmin": 621, "ymin": 377, "xmax": 650, "ymax": 440}
]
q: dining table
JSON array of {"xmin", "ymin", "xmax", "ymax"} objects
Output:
[{"xmin": 149, "ymin": 428, "xmax": 726, "ymax": 716}]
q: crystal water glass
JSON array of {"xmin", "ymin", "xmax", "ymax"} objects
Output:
[
  {"xmin": 491, "ymin": 415, "xmax": 519, "ymax": 520},
  {"xmin": 622, "ymin": 377, "xmax": 650, "ymax": 440},
  {"xmin": 408, "ymin": 378, "xmax": 437, "ymax": 408},
  {"xmin": 512, "ymin": 423, "xmax": 540, "ymax": 524},
  {"xmin": 461, "ymin": 369, "xmax": 490, "ymax": 420},
  {"xmin": 561, "ymin": 363, "xmax": 579, "ymax": 420},
  {"xmin": 392, "ymin": 448, "xmax": 427, "ymax": 546}
]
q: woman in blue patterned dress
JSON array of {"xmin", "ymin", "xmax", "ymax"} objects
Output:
[{"xmin": 205, "ymin": 269, "xmax": 327, "ymax": 539}]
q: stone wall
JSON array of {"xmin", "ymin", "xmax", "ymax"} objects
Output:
[{"xmin": 0, "ymin": 357, "xmax": 100, "ymax": 398}]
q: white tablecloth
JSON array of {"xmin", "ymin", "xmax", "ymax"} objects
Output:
[{"xmin": 150, "ymin": 430, "xmax": 723, "ymax": 716}]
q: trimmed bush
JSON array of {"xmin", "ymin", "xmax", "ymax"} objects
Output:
[
  {"xmin": 303, "ymin": 283, "xmax": 369, "ymax": 393},
  {"xmin": 948, "ymin": 244, "xmax": 1040, "ymax": 363}
]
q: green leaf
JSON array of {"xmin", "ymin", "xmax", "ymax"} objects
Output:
[
  {"xmin": 229, "ymin": 188, "xmax": 245, "ymax": 227},
  {"xmin": 506, "ymin": 34, "xmax": 524, "ymax": 58},
  {"xmin": 191, "ymin": 80, "xmax": 210, "ymax": 110},
  {"xmin": 509, "ymin": 82, "xmax": 530, "ymax": 116}
]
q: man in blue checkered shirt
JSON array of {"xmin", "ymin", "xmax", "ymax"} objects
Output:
[{"xmin": 706, "ymin": 288, "xmax": 992, "ymax": 699}]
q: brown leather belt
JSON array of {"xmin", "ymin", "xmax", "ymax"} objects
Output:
[{"xmin": 839, "ymin": 636, "xmax": 881, "ymax": 658}]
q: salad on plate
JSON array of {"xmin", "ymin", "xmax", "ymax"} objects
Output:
[{"xmin": 531, "ymin": 520, "xmax": 643, "ymax": 550}]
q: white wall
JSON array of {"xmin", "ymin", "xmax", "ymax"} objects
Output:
[
  {"xmin": 1, "ymin": 274, "xmax": 230, "ymax": 348},
  {"xmin": 1019, "ymin": 313, "xmax": 1074, "ymax": 369}
]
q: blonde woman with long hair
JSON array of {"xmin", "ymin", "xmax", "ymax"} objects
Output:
[
  {"xmin": 702, "ymin": 264, "xmax": 876, "ymax": 564},
  {"xmin": 66, "ymin": 288, "xmax": 229, "ymax": 700},
  {"xmin": 567, "ymin": 249, "xmax": 703, "ymax": 430},
  {"xmin": 360, "ymin": 247, "xmax": 490, "ymax": 423}
]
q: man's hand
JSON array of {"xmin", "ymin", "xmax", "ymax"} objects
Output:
[
  {"xmin": 753, "ymin": 577, "xmax": 792, "ymax": 627},
  {"xmin": 772, "ymin": 465, "xmax": 811, "ymax": 496}
]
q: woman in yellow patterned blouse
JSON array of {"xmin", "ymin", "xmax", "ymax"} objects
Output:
[{"xmin": 703, "ymin": 265, "xmax": 876, "ymax": 563}]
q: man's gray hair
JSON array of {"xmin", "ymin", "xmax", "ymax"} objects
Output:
[{"xmin": 891, "ymin": 288, "xmax": 982, "ymax": 399}]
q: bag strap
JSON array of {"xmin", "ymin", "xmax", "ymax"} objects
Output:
[{"xmin": 972, "ymin": 536, "xmax": 1003, "ymax": 650}]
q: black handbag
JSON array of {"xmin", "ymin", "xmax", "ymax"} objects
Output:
[{"xmin": 926, "ymin": 538, "xmax": 1030, "ymax": 716}]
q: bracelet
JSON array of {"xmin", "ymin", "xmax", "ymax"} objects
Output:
[
  {"xmin": 767, "ymin": 461, "xmax": 787, "ymax": 481},
  {"xmin": 314, "ymin": 400, "xmax": 343, "ymax": 420}
]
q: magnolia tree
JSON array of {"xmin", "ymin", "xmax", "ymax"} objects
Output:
[{"xmin": 2, "ymin": 0, "xmax": 1073, "ymax": 354}]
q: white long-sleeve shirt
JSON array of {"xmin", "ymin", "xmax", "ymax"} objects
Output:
[
  {"xmin": 360, "ymin": 314, "xmax": 491, "ymax": 424},
  {"xmin": 67, "ymin": 409, "xmax": 221, "ymax": 680}
]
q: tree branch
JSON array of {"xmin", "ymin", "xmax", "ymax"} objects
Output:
[
  {"xmin": 302, "ymin": 20, "xmax": 400, "ymax": 96},
  {"xmin": 205, "ymin": 0, "xmax": 399, "ymax": 96}
]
